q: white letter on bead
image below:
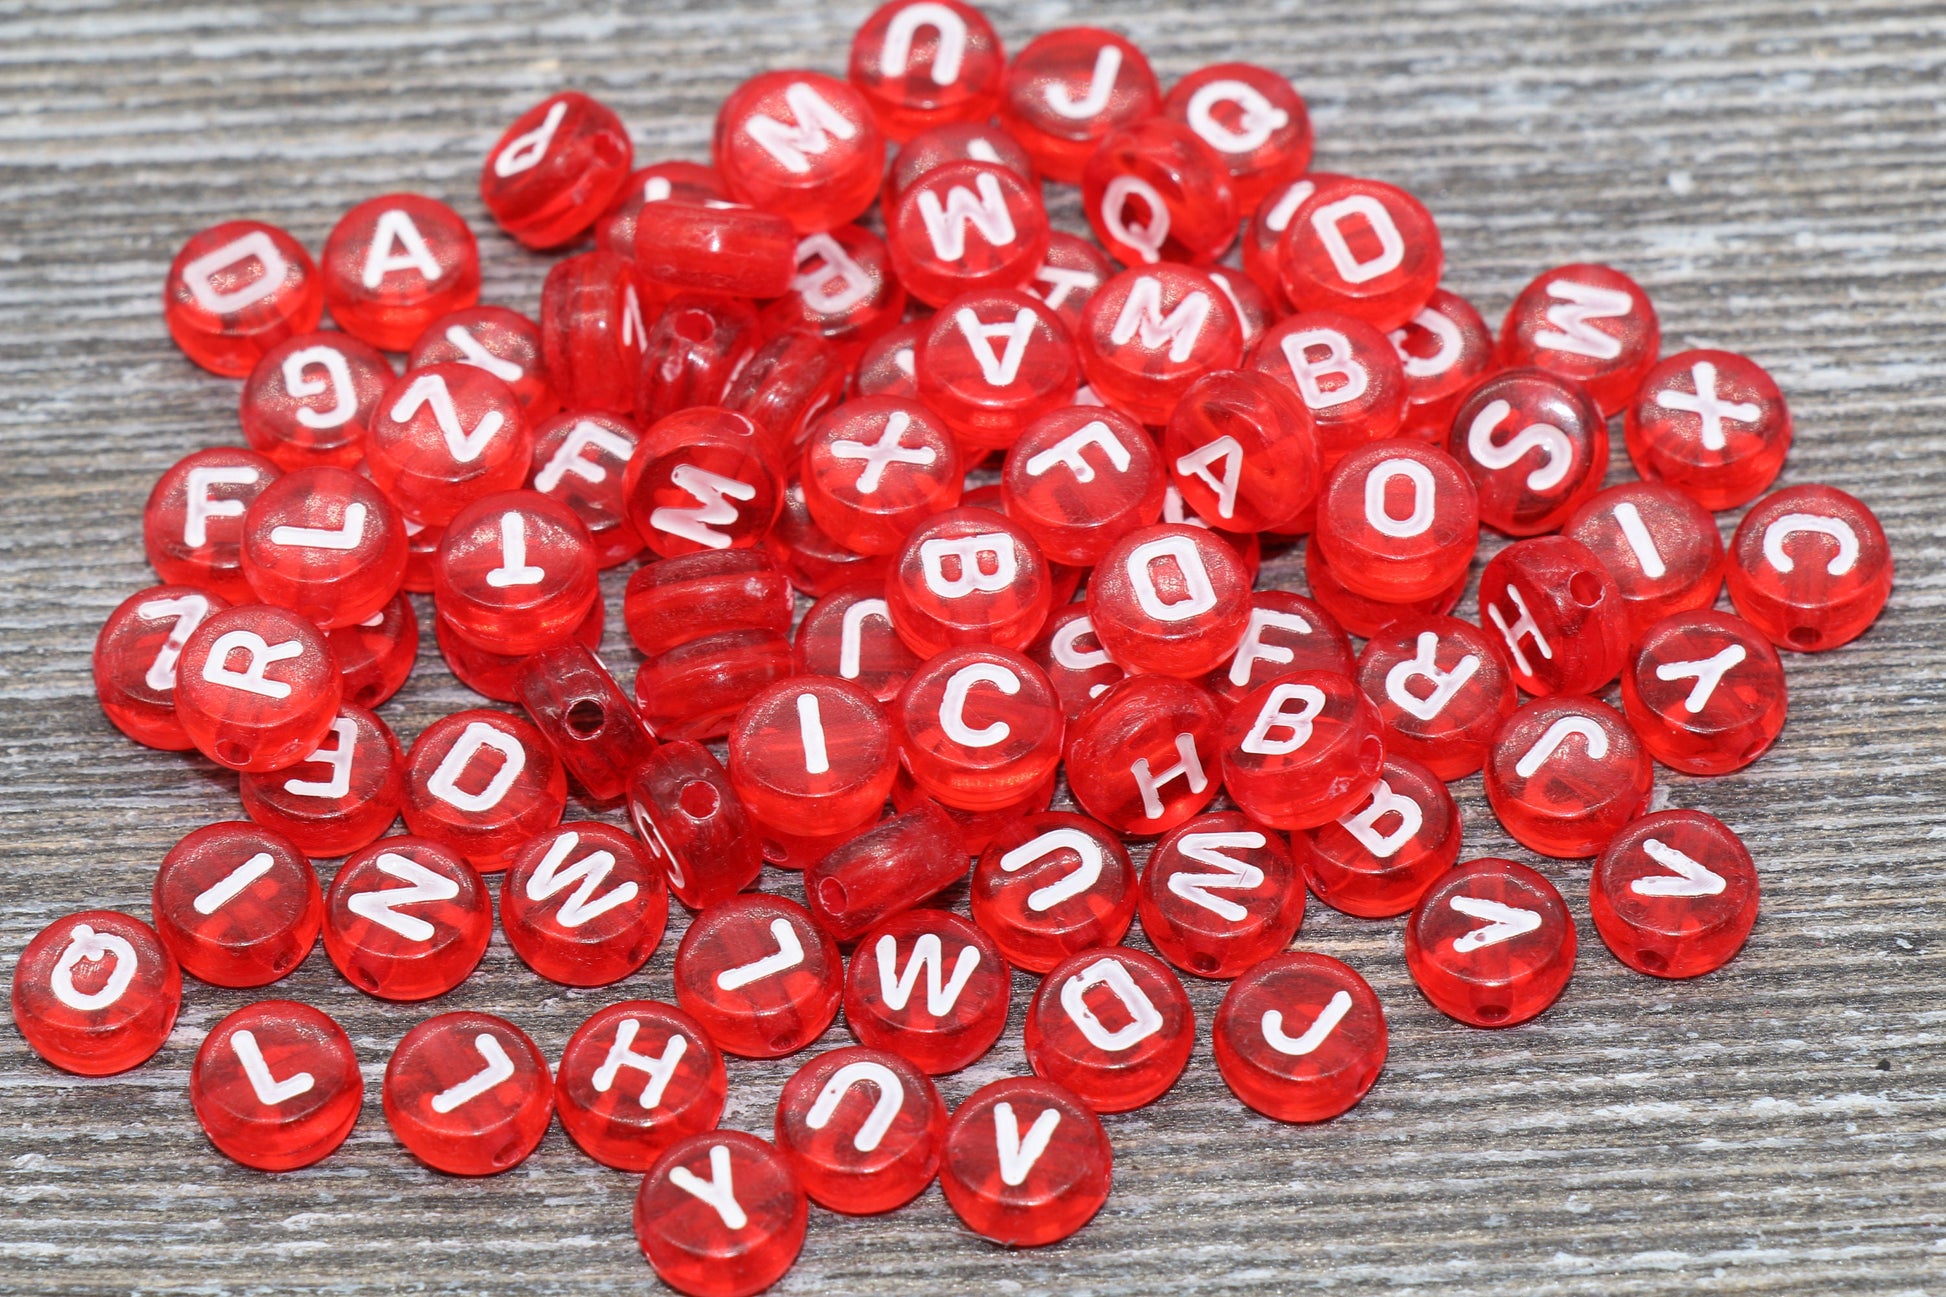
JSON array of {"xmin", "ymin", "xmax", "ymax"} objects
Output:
[
  {"xmin": 426, "ymin": 721, "xmax": 527, "ymax": 812},
  {"xmin": 1060, "ymin": 956, "xmax": 1163, "ymax": 1051},
  {"xmin": 200, "ymin": 630, "xmax": 303, "ymax": 700}
]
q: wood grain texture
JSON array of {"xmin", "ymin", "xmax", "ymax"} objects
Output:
[{"xmin": 3, "ymin": 1, "xmax": 1944, "ymax": 1293}]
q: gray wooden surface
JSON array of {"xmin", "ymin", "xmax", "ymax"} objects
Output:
[{"xmin": 3, "ymin": 2, "xmax": 1944, "ymax": 1293}]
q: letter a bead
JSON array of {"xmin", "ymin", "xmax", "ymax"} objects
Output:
[
  {"xmin": 773, "ymin": 1046, "xmax": 948, "ymax": 1214},
  {"xmin": 190, "ymin": 1000, "xmax": 362, "ymax": 1171},
  {"xmin": 555, "ymin": 1000, "xmax": 728, "ymax": 1172},
  {"xmin": 11, "ymin": 911, "xmax": 181, "ymax": 1076},
  {"xmin": 1405, "ymin": 858, "xmax": 1577, "ymax": 1028},
  {"xmin": 939, "ymin": 1076, "xmax": 1112, "ymax": 1245},
  {"xmin": 383, "ymin": 1011, "xmax": 554, "ymax": 1175},
  {"xmin": 1589, "ymin": 811, "xmax": 1760, "ymax": 979},
  {"xmin": 635, "ymin": 1130, "xmax": 809, "ymax": 1297},
  {"xmin": 1213, "ymin": 952, "xmax": 1386, "ymax": 1123},
  {"xmin": 1024, "ymin": 946, "xmax": 1194, "ymax": 1112}
]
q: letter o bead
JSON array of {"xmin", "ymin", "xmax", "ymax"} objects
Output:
[
  {"xmin": 10, "ymin": 911, "xmax": 181, "ymax": 1076},
  {"xmin": 402, "ymin": 710, "xmax": 567, "ymax": 872},
  {"xmin": 1213, "ymin": 952, "xmax": 1386, "ymax": 1123}
]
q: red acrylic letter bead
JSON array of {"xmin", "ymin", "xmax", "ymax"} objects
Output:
[
  {"xmin": 1297, "ymin": 755, "xmax": 1461, "ymax": 918},
  {"xmin": 144, "ymin": 447, "xmax": 281, "ymax": 603},
  {"xmin": 1163, "ymin": 368, "xmax": 1320, "ymax": 534},
  {"xmin": 1355, "ymin": 615, "xmax": 1516, "ymax": 781},
  {"xmin": 916, "ymin": 289, "xmax": 1078, "ymax": 451},
  {"xmin": 556, "ymin": 1000, "xmax": 728, "ymax": 1172},
  {"xmin": 804, "ymin": 800, "xmax": 969, "ymax": 943},
  {"xmin": 1621, "ymin": 610, "xmax": 1788, "ymax": 775},
  {"xmin": 238, "ymin": 704, "xmax": 407, "ymax": 858},
  {"xmin": 845, "ymin": 908, "xmax": 1009, "ymax": 1075},
  {"xmin": 887, "ymin": 507, "xmax": 1053, "ymax": 656},
  {"xmin": 1486, "ymin": 697, "xmax": 1653, "ymax": 859},
  {"xmin": 628, "ymin": 740, "xmax": 764, "ymax": 910},
  {"xmin": 1627, "ymin": 349, "xmax": 1791, "ymax": 510},
  {"xmin": 1138, "ymin": 811, "xmax": 1306, "ymax": 979},
  {"xmin": 321, "ymin": 194, "xmax": 479, "ymax": 350},
  {"xmin": 1726, "ymin": 482, "xmax": 1893, "ymax": 652},
  {"xmin": 1002, "ymin": 405, "xmax": 1166, "ymax": 566},
  {"xmin": 1080, "ymin": 265, "xmax": 1243, "ymax": 422},
  {"xmin": 1497, "ymin": 262, "xmax": 1659, "ymax": 416},
  {"xmin": 324, "ymin": 836, "xmax": 491, "ymax": 999},
  {"xmin": 1220, "ymin": 669, "xmax": 1386, "ymax": 831},
  {"xmin": 501, "ymin": 821, "xmax": 668, "ymax": 987},
  {"xmin": 1450, "ymin": 367, "xmax": 1609, "ymax": 536},
  {"xmin": 774, "ymin": 1046, "xmax": 947, "ymax": 1213},
  {"xmin": 1478, "ymin": 535, "xmax": 1629, "ymax": 697},
  {"xmin": 1088, "ymin": 524, "xmax": 1251, "ymax": 678},
  {"xmin": 164, "ymin": 220, "xmax": 323, "ymax": 376},
  {"xmin": 514, "ymin": 641, "xmax": 658, "ymax": 802},
  {"xmin": 1589, "ymin": 810, "xmax": 1760, "ymax": 979},
  {"xmin": 939, "ymin": 1076, "xmax": 1111, "ymax": 1245},
  {"xmin": 893, "ymin": 646, "xmax": 1064, "ymax": 811},
  {"xmin": 714, "ymin": 71, "xmax": 884, "ymax": 233},
  {"xmin": 1025, "ymin": 946, "xmax": 1193, "ymax": 1112},
  {"xmin": 673, "ymin": 894, "xmax": 843, "ymax": 1058},
  {"xmin": 480, "ymin": 92, "xmax": 633, "ymax": 250},
  {"xmin": 241, "ymin": 465, "xmax": 407, "ymax": 629},
  {"xmin": 1163, "ymin": 62, "xmax": 1312, "ymax": 212},
  {"xmin": 241, "ymin": 331, "xmax": 394, "ymax": 469},
  {"xmin": 1213, "ymin": 952, "xmax": 1386, "ymax": 1123},
  {"xmin": 191, "ymin": 1000, "xmax": 362, "ymax": 1170},
  {"xmin": 971, "ymin": 812, "xmax": 1137, "ymax": 973},
  {"xmin": 801, "ymin": 397, "xmax": 963, "ymax": 554},
  {"xmin": 402, "ymin": 709, "xmax": 568, "ymax": 872},
  {"xmin": 849, "ymin": 0, "xmax": 1006, "ymax": 141},
  {"xmin": 635, "ymin": 1131, "xmax": 808, "ymax": 1297},
  {"xmin": 1565, "ymin": 481, "xmax": 1726, "ymax": 643},
  {"xmin": 367, "ymin": 365, "xmax": 532, "ymax": 526},
  {"xmin": 152, "ymin": 821, "xmax": 320, "ymax": 988},
  {"xmin": 1406, "ymin": 858, "xmax": 1577, "ymax": 1027},
  {"xmin": 175, "ymin": 603, "xmax": 342, "ymax": 772},
  {"xmin": 11, "ymin": 911, "xmax": 181, "ymax": 1076},
  {"xmin": 1312, "ymin": 439, "xmax": 1479, "ymax": 603},
  {"xmin": 93, "ymin": 583, "xmax": 229, "ymax": 750},
  {"xmin": 434, "ymin": 490, "xmax": 599, "ymax": 656},
  {"xmin": 1064, "ymin": 674, "xmax": 1224, "ymax": 836},
  {"xmin": 1279, "ymin": 175, "xmax": 1441, "ymax": 330},
  {"xmin": 1000, "ymin": 27, "xmax": 1159, "ymax": 184},
  {"xmin": 384, "ymin": 1011, "xmax": 554, "ymax": 1174}
]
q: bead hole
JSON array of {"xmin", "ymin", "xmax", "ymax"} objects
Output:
[
  {"xmin": 1474, "ymin": 1003, "xmax": 1509, "ymax": 1024},
  {"xmin": 1568, "ymin": 572, "xmax": 1604, "ymax": 606},
  {"xmin": 673, "ymin": 308, "xmax": 715, "ymax": 344},
  {"xmin": 1191, "ymin": 953, "xmax": 1219, "ymax": 975},
  {"xmin": 216, "ymin": 740, "xmax": 252, "ymax": 766},
  {"xmin": 678, "ymin": 779, "xmax": 719, "ymax": 820},
  {"xmin": 1636, "ymin": 948, "xmax": 1669, "ymax": 973},
  {"xmin": 815, "ymin": 877, "xmax": 848, "ymax": 915},
  {"xmin": 761, "ymin": 837, "xmax": 788, "ymax": 864},
  {"xmin": 565, "ymin": 699, "xmax": 606, "ymax": 737},
  {"xmin": 1787, "ymin": 625, "xmax": 1822, "ymax": 649}
]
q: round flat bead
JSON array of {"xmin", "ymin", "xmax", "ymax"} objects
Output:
[
  {"xmin": 1388, "ymin": 288, "xmax": 1493, "ymax": 442},
  {"xmin": 555, "ymin": 1000, "xmax": 728, "ymax": 1172},
  {"xmin": 1002, "ymin": 405, "xmax": 1165, "ymax": 566},
  {"xmin": 1080, "ymin": 265, "xmax": 1243, "ymax": 422},
  {"xmin": 1206, "ymin": 590, "xmax": 1354, "ymax": 709},
  {"xmin": 401, "ymin": 709, "xmax": 567, "ymax": 872},
  {"xmin": 1000, "ymin": 27, "xmax": 1158, "ymax": 184},
  {"xmin": 1081, "ymin": 118, "xmax": 1237, "ymax": 267},
  {"xmin": 191, "ymin": 999, "xmax": 361, "ymax": 1170},
  {"xmin": 1449, "ymin": 367, "xmax": 1609, "ymax": 536},
  {"xmin": 884, "ymin": 122, "xmax": 1037, "ymax": 211},
  {"xmin": 501, "ymin": 822, "xmax": 669, "ymax": 987},
  {"xmin": 434, "ymin": 491, "xmax": 599, "ymax": 656},
  {"xmin": 1355, "ymin": 615, "xmax": 1517, "ymax": 781},
  {"xmin": 1726, "ymin": 482, "xmax": 1893, "ymax": 652},
  {"xmin": 626, "ymin": 548, "xmax": 794, "ymax": 658},
  {"xmin": 1497, "ymin": 262, "xmax": 1659, "ymax": 416},
  {"xmin": 408, "ymin": 304, "xmax": 557, "ymax": 419},
  {"xmin": 1312, "ymin": 438, "xmax": 1478, "ymax": 602},
  {"xmin": 801, "ymin": 398, "xmax": 962, "ymax": 554},
  {"xmin": 1565, "ymin": 481, "xmax": 1727, "ymax": 643},
  {"xmin": 321, "ymin": 194, "xmax": 479, "ymax": 350},
  {"xmin": 1163, "ymin": 368, "xmax": 1320, "ymax": 534},
  {"xmin": 383, "ymin": 1011, "xmax": 554, "ymax": 1174},
  {"xmin": 1477, "ymin": 535, "xmax": 1629, "ymax": 697},
  {"xmin": 92, "ymin": 583, "xmax": 229, "ymax": 750},
  {"xmin": 529, "ymin": 410, "xmax": 644, "ymax": 568},
  {"xmin": 1138, "ymin": 811, "xmax": 1306, "ymax": 979},
  {"xmin": 635, "ymin": 1130, "xmax": 808, "ymax": 1297},
  {"xmin": 1249, "ymin": 310, "xmax": 1409, "ymax": 469},
  {"xmin": 11, "ymin": 911, "xmax": 181, "ymax": 1076},
  {"xmin": 714, "ymin": 70, "xmax": 883, "ymax": 233},
  {"xmin": 916, "ymin": 289, "xmax": 1078, "ymax": 452},
  {"xmin": 596, "ymin": 160, "xmax": 732, "ymax": 262},
  {"xmin": 441, "ymin": 595, "xmax": 603, "ymax": 705},
  {"xmin": 241, "ymin": 465, "xmax": 407, "ymax": 629},
  {"xmin": 970, "ymin": 811, "xmax": 1136, "ymax": 973},
  {"xmin": 328, "ymin": 590, "xmax": 418, "ymax": 709},
  {"xmin": 844, "ymin": 908, "xmax": 1009, "ymax": 1075},
  {"xmin": 793, "ymin": 582, "xmax": 923, "ymax": 703},
  {"xmin": 1627, "ymin": 349, "xmax": 1791, "ymax": 510},
  {"xmin": 848, "ymin": 0, "xmax": 1006, "ymax": 140},
  {"xmin": 1621, "ymin": 610, "xmax": 1787, "ymax": 775},
  {"xmin": 1242, "ymin": 174, "xmax": 1325, "ymax": 303},
  {"xmin": 775, "ymin": 224, "xmax": 908, "ymax": 343},
  {"xmin": 1406, "ymin": 858, "xmax": 1577, "ymax": 1027},
  {"xmin": 366, "ymin": 364, "xmax": 532, "ymax": 527},
  {"xmin": 1589, "ymin": 811, "xmax": 1760, "ymax": 979},
  {"xmin": 175, "ymin": 603, "xmax": 342, "ymax": 772},
  {"xmin": 893, "ymin": 645, "xmax": 1064, "ymax": 811},
  {"xmin": 241, "ymin": 331, "xmax": 394, "ymax": 469},
  {"xmin": 1064, "ymin": 674, "xmax": 1224, "ymax": 836},
  {"xmin": 1486, "ymin": 697, "xmax": 1653, "ymax": 859},
  {"xmin": 886, "ymin": 507, "xmax": 1053, "ymax": 655},
  {"xmin": 636, "ymin": 294, "xmax": 761, "ymax": 427},
  {"xmin": 1088, "ymin": 524, "xmax": 1251, "ymax": 678},
  {"xmin": 1304, "ymin": 538, "xmax": 1467, "ymax": 638},
  {"xmin": 163, "ymin": 220, "xmax": 323, "ymax": 376},
  {"xmin": 323, "ymin": 836, "xmax": 491, "ymax": 999},
  {"xmin": 239, "ymin": 704, "xmax": 406, "ymax": 858},
  {"xmin": 721, "ymin": 325, "xmax": 854, "ymax": 454},
  {"xmin": 635, "ymin": 201, "xmax": 798, "ymax": 299},
  {"xmin": 673, "ymin": 894, "xmax": 843, "ymax": 1059},
  {"xmin": 623, "ymin": 407, "xmax": 784, "ymax": 560},
  {"xmin": 1220, "ymin": 669, "xmax": 1387, "ymax": 832},
  {"xmin": 634, "ymin": 628, "xmax": 795, "ymax": 743},
  {"xmin": 888, "ymin": 160, "xmax": 1049, "ymax": 307},
  {"xmin": 1279, "ymin": 175, "xmax": 1441, "ymax": 330},
  {"xmin": 144, "ymin": 447, "xmax": 282, "ymax": 603},
  {"xmin": 774, "ymin": 1046, "xmax": 947, "ymax": 1214},
  {"xmin": 939, "ymin": 1076, "xmax": 1111, "ymax": 1245},
  {"xmin": 1162, "ymin": 62, "xmax": 1311, "ymax": 211},
  {"xmin": 1213, "ymin": 952, "xmax": 1386, "ymax": 1123},
  {"xmin": 480, "ymin": 91, "xmax": 633, "ymax": 249},
  {"xmin": 1297, "ymin": 755, "xmax": 1461, "ymax": 918},
  {"xmin": 1025, "ymin": 946, "xmax": 1193, "ymax": 1112},
  {"xmin": 1027, "ymin": 603, "xmax": 1126, "ymax": 720},
  {"xmin": 152, "ymin": 821, "xmax": 320, "ymax": 988},
  {"xmin": 727, "ymin": 676, "xmax": 897, "ymax": 839}
]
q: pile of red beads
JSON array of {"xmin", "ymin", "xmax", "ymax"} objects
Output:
[{"xmin": 15, "ymin": 4, "xmax": 1895, "ymax": 1294}]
